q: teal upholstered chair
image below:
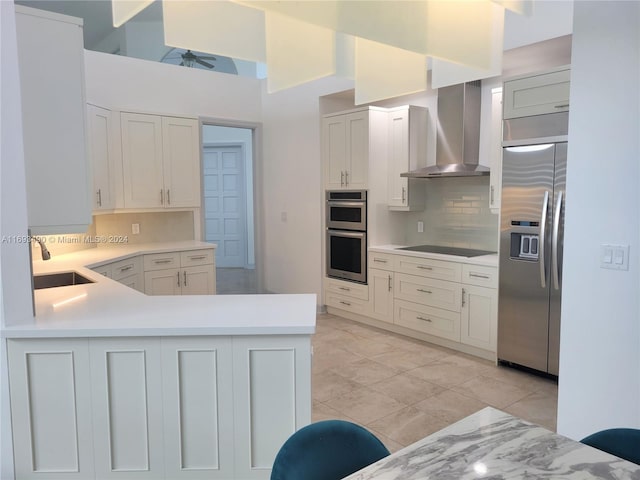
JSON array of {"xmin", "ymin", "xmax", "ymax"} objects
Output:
[
  {"xmin": 270, "ymin": 420, "xmax": 390, "ymax": 480},
  {"xmin": 581, "ymin": 428, "xmax": 640, "ymax": 465}
]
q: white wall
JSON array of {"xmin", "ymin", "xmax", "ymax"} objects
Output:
[{"xmin": 557, "ymin": 1, "xmax": 640, "ymax": 439}]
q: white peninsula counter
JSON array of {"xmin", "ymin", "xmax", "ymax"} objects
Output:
[{"xmin": 3, "ymin": 241, "xmax": 316, "ymax": 480}]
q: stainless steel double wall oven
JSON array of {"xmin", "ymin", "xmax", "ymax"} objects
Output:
[{"xmin": 326, "ymin": 190, "xmax": 367, "ymax": 284}]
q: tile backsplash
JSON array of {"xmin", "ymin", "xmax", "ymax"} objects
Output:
[
  {"xmin": 404, "ymin": 176, "xmax": 499, "ymax": 252},
  {"xmin": 94, "ymin": 211, "xmax": 195, "ymax": 245}
]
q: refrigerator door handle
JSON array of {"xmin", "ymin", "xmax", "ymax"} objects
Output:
[
  {"xmin": 539, "ymin": 190, "xmax": 549, "ymax": 288},
  {"xmin": 552, "ymin": 191, "xmax": 563, "ymax": 290}
]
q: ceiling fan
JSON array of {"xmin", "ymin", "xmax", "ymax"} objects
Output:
[{"xmin": 180, "ymin": 49, "xmax": 217, "ymax": 69}]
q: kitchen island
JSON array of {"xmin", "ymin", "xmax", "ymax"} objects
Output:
[
  {"xmin": 3, "ymin": 241, "xmax": 315, "ymax": 480},
  {"xmin": 345, "ymin": 407, "xmax": 640, "ymax": 479}
]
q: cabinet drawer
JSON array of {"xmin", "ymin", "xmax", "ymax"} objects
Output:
[
  {"xmin": 144, "ymin": 252, "xmax": 181, "ymax": 271},
  {"xmin": 395, "ymin": 273, "xmax": 461, "ymax": 312},
  {"xmin": 462, "ymin": 264, "xmax": 498, "ymax": 288},
  {"xmin": 326, "ymin": 292, "xmax": 369, "ymax": 315},
  {"xmin": 180, "ymin": 249, "xmax": 215, "ymax": 267},
  {"xmin": 111, "ymin": 256, "xmax": 142, "ymax": 281},
  {"xmin": 368, "ymin": 251, "xmax": 395, "ymax": 272},
  {"xmin": 325, "ymin": 278, "xmax": 368, "ymax": 301},
  {"xmin": 395, "ymin": 255, "xmax": 462, "ymax": 282},
  {"xmin": 394, "ymin": 299, "xmax": 460, "ymax": 342}
]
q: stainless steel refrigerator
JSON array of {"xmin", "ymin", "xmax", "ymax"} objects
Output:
[{"xmin": 498, "ymin": 113, "xmax": 568, "ymax": 376}]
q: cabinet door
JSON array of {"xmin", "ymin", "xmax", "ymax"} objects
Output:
[
  {"xmin": 89, "ymin": 338, "xmax": 164, "ymax": 479},
  {"xmin": 16, "ymin": 6, "xmax": 91, "ymax": 234},
  {"xmin": 503, "ymin": 67, "xmax": 570, "ymax": 119},
  {"xmin": 162, "ymin": 117, "xmax": 201, "ymax": 208},
  {"xmin": 121, "ymin": 113, "xmax": 164, "ymax": 208},
  {"xmin": 8, "ymin": 338, "xmax": 95, "ymax": 480},
  {"xmin": 387, "ymin": 108, "xmax": 410, "ymax": 208},
  {"xmin": 344, "ymin": 111, "xmax": 368, "ymax": 189},
  {"xmin": 322, "ymin": 115, "xmax": 347, "ymax": 189},
  {"xmin": 461, "ymin": 284, "xmax": 498, "ymax": 352},
  {"xmin": 182, "ymin": 265, "xmax": 216, "ymax": 295},
  {"xmin": 144, "ymin": 268, "xmax": 182, "ymax": 295},
  {"xmin": 88, "ymin": 105, "xmax": 115, "ymax": 211},
  {"xmin": 117, "ymin": 273, "xmax": 144, "ymax": 293},
  {"xmin": 161, "ymin": 337, "xmax": 234, "ymax": 479},
  {"xmin": 489, "ymin": 88, "xmax": 503, "ymax": 213},
  {"xmin": 369, "ymin": 269, "xmax": 394, "ymax": 323}
]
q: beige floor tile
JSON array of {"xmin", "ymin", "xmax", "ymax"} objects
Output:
[
  {"xmin": 368, "ymin": 373, "xmax": 445, "ymax": 406},
  {"xmin": 367, "ymin": 406, "xmax": 453, "ymax": 447},
  {"xmin": 330, "ymin": 358, "xmax": 399, "ymax": 385},
  {"xmin": 451, "ymin": 375, "xmax": 533, "ymax": 409},
  {"xmin": 333, "ymin": 337, "xmax": 398, "ymax": 358},
  {"xmin": 481, "ymin": 364, "xmax": 559, "ymax": 394},
  {"xmin": 405, "ymin": 357, "xmax": 484, "ymax": 388},
  {"xmin": 368, "ymin": 429, "xmax": 405, "ymax": 454},
  {"xmin": 324, "ymin": 386, "xmax": 407, "ymax": 425},
  {"xmin": 370, "ymin": 348, "xmax": 446, "ymax": 372},
  {"xmin": 311, "ymin": 401, "xmax": 357, "ymax": 423},
  {"xmin": 412, "ymin": 389, "xmax": 488, "ymax": 423},
  {"xmin": 312, "ymin": 344, "xmax": 363, "ymax": 373},
  {"xmin": 313, "ymin": 370, "xmax": 362, "ymax": 402},
  {"xmin": 503, "ymin": 391, "xmax": 558, "ymax": 432}
]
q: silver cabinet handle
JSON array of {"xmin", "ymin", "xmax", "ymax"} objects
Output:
[
  {"xmin": 119, "ymin": 265, "xmax": 133, "ymax": 272},
  {"xmin": 167, "ymin": 189, "xmax": 171, "ymax": 205},
  {"xmin": 539, "ymin": 190, "xmax": 549, "ymax": 288},
  {"xmin": 417, "ymin": 265, "xmax": 433, "ymax": 270},
  {"xmin": 417, "ymin": 288, "xmax": 432, "ymax": 294},
  {"xmin": 183, "ymin": 270, "xmax": 187, "ymax": 286},
  {"xmin": 344, "ymin": 171, "xmax": 349, "ymax": 186},
  {"xmin": 552, "ymin": 191, "xmax": 563, "ymax": 291},
  {"xmin": 177, "ymin": 271, "xmax": 181, "ymax": 287},
  {"xmin": 402, "ymin": 186, "xmax": 406, "ymax": 203},
  {"xmin": 388, "ymin": 275, "xmax": 392, "ymax": 292},
  {"xmin": 462, "ymin": 288, "xmax": 466, "ymax": 307},
  {"xmin": 490, "ymin": 185, "xmax": 494, "ymax": 205},
  {"xmin": 374, "ymin": 258, "xmax": 388, "ymax": 263},
  {"xmin": 189, "ymin": 255, "xmax": 207, "ymax": 260},
  {"xmin": 554, "ymin": 104, "xmax": 570, "ymax": 109},
  {"xmin": 340, "ymin": 171, "xmax": 344, "ymax": 187},
  {"xmin": 469, "ymin": 273, "xmax": 490, "ymax": 279},
  {"xmin": 160, "ymin": 189, "xmax": 164, "ymax": 205},
  {"xmin": 339, "ymin": 300, "xmax": 351, "ymax": 306},
  {"xmin": 417, "ymin": 316, "xmax": 432, "ymax": 323},
  {"xmin": 338, "ymin": 286, "xmax": 351, "ymax": 291},
  {"xmin": 154, "ymin": 259, "xmax": 173, "ymax": 264},
  {"xmin": 97, "ymin": 189, "xmax": 102, "ymax": 207}
]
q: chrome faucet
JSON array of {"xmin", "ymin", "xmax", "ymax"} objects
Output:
[{"xmin": 32, "ymin": 235, "xmax": 51, "ymax": 260}]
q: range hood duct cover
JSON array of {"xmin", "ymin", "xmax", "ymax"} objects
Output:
[{"xmin": 402, "ymin": 81, "xmax": 489, "ymax": 178}]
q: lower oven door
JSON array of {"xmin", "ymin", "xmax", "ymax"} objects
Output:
[{"xmin": 326, "ymin": 229, "xmax": 367, "ymax": 284}]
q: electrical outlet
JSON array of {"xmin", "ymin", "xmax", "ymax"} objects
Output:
[
  {"xmin": 132, "ymin": 223, "xmax": 140, "ymax": 234},
  {"xmin": 417, "ymin": 221, "xmax": 424, "ymax": 233}
]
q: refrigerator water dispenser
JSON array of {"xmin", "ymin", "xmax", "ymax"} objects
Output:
[{"xmin": 510, "ymin": 233, "xmax": 539, "ymax": 260}]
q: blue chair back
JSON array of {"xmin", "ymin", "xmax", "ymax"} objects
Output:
[
  {"xmin": 581, "ymin": 428, "xmax": 640, "ymax": 465},
  {"xmin": 270, "ymin": 420, "xmax": 390, "ymax": 480}
]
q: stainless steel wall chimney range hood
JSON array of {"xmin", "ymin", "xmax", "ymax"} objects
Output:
[{"xmin": 402, "ymin": 81, "xmax": 489, "ymax": 178}]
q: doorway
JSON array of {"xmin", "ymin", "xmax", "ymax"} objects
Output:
[{"xmin": 201, "ymin": 124, "xmax": 257, "ymax": 294}]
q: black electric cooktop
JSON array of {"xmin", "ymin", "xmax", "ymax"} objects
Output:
[{"xmin": 396, "ymin": 245, "xmax": 496, "ymax": 257}]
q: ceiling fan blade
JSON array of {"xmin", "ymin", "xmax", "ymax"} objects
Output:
[
  {"xmin": 198, "ymin": 55, "xmax": 217, "ymax": 60},
  {"xmin": 196, "ymin": 58, "xmax": 215, "ymax": 69}
]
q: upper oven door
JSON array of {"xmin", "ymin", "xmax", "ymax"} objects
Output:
[{"xmin": 326, "ymin": 200, "xmax": 366, "ymax": 231}]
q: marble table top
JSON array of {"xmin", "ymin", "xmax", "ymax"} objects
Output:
[{"xmin": 344, "ymin": 407, "xmax": 640, "ymax": 479}]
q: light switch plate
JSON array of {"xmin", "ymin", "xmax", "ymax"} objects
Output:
[{"xmin": 600, "ymin": 244, "xmax": 629, "ymax": 270}]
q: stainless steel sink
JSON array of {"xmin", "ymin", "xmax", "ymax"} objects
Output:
[{"xmin": 33, "ymin": 271, "xmax": 95, "ymax": 290}]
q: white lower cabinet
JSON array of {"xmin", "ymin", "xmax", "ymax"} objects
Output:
[
  {"xmin": 368, "ymin": 269, "xmax": 394, "ymax": 323},
  {"xmin": 144, "ymin": 250, "xmax": 216, "ymax": 296},
  {"xmin": 8, "ymin": 335, "xmax": 311, "ymax": 480},
  {"xmin": 461, "ymin": 284, "xmax": 498, "ymax": 352},
  {"xmin": 324, "ymin": 277, "xmax": 369, "ymax": 316}
]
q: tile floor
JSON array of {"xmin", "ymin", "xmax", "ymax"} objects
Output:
[
  {"xmin": 312, "ymin": 313, "xmax": 558, "ymax": 453},
  {"xmin": 216, "ymin": 267, "xmax": 257, "ymax": 294}
]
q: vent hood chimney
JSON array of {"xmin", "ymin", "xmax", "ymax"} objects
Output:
[{"xmin": 401, "ymin": 81, "xmax": 489, "ymax": 178}]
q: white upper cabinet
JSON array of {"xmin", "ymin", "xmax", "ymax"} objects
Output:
[
  {"xmin": 87, "ymin": 104, "xmax": 115, "ymax": 211},
  {"xmin": 503, "ymin": 66, "xmax": 571, "ymax": 119},
  {"xmin": 387, "ymin": 106, "xmax": 427, "ymax": 211},
  {"xmin": 15, "ymin": 6, "xmax": 91, "ymax": 234},
  {"xmin": 489, "ymin": 88, "xmax": 503, "ymax": 213},
  {"xmin": 323, "ymin": 108, "xmax": 386, "ymax": 190},
  {"xmin": 121, "ymin": 113, "xmax": 201, "ymax": 209}
]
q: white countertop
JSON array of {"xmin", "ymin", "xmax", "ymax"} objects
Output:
[
  {"xmin": 370, "ymin": 245, "xmax": 498, "ymax": 267},
  {"xmin": 2, "ymin": 241, "xmax": 316, "ymax": 338}
]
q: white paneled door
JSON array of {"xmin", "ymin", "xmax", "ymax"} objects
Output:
[{"xmin": 203, "ymin": 146, "xmax": 247, "ymax": 268}]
